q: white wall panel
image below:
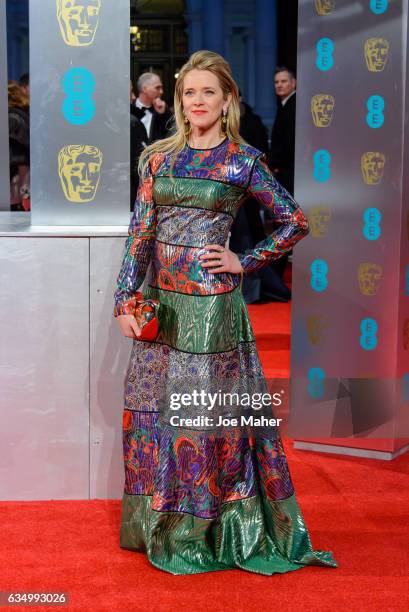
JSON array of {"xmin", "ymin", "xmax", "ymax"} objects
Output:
[
  {"xmin": 0, "ymin": 238, "xmax": 89, "ymax": 499},
  {"xmin": 89, "ymin": 237, "xmax": 131, "ymax": 499}
]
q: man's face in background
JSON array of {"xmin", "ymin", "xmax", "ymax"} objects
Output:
[
  {"xmin": 141, "ymin": 75, "xmax": 164, "ymax": 104},
  {"xmin": 274, "ymin": 71, "xmax": 296, "ymax": 100}
]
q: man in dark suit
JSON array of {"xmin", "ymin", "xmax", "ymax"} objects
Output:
[
  {"xmin": 270, "ymin": 66, "xmax": 296, "ymax": 195},
  {"xmin": 130, "ymin": 79, "xmax": 148, "ymax": 209},
  {"xmin": 133, "ymin": 72, "xmax": 173, "ymax": 145},
  {"xmin": 130, "ymin": 73, "xmax": 173, "ymax": 208},
  {"xmin": 267, "ymin": 67, "xmax": 297, "ymax": 280},
  {"xmin": 228, "ymin": 93, "xmax": 292, "ymax": 303}
]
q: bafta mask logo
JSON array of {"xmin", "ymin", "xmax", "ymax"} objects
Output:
[
  {"xmin": 308, "ymin": 206, "xmax": 331, "ymax": 237},
  {"xmin": 56, "ymin": 0, "xmax": 101, "ymax": 47},
  {"xmin": 358, "ymin": 263, "xmax": 383, "ymax": 296},
  {"xmin": 403, "ymin": 319, "xmax": 409, "ymax": 351},
  {"xmin": 364, "ymin": 38, "xmax": 390, "ymax": 72},
  {"xmin": 315, "ymin": 0, "xmax": 335, "ymax": 15},
  {"xmin": 58, "ymin": 145, "xmax": 103, "ymax": 203},
  {"xmin": 361, "ymin": 152, "xmax": 385, "ymax": 185},
  {"xmin": 311, "ymin": 94, "xmax": 335, "ymax": 127},
  {"xmin": 306, "ymin": 315, "xmax": 329, "ymax": 346}
]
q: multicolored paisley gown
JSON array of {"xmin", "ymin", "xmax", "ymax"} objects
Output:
[{"xmin": 114, "ymin": 138, "xmax": 337, "ymax": 575}]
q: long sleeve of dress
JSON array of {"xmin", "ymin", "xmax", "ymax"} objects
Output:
[
  {"xmin": 114, "ymin": 161, "xmax": 157, "ymax": 316},
  {"xmin": 237, "ymin": 154, "xmax": 309, "ymax": 274}
]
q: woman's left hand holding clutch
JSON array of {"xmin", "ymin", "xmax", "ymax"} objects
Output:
[{"xmin": 116, "ymin": 314, "xmax": 142, "ymax": 340}]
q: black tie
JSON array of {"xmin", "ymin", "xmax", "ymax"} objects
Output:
[{"xmin": 134, "ymin": 106, "xmax": 153, "ymax": 120}]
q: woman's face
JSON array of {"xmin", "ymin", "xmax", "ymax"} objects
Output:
[{"xmin": 182, "ymin": 69, "xmax": 230, "ymax": 132}]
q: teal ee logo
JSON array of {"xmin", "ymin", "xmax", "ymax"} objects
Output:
[
  {"xmin": 370, "ymin": 0, "xmax": 388, "ymax": 14},
  {"xmin": 360, "ymin": 318, "xmax": 378, "ymax": 350},
  {"xmin": 62, "ymin": 67, "xmax": 96, "ymax": 125},
  {"xmin": 405, "ymin": 264, "xmax": 409, "ymax": 296},
  {"xmin": 307, "ymin": 367, "xmax": 325, "ymax": 399},
  {"xmin": 366, "ymin": 95, "xmax": 385, "ymax": 128},
  {"xmin": 310, "ymin": 259, "xmax": 328, "ymax": 292},
  {"xmin": 362, "ymin": 208, "xmax": 381, "ymax": 240},
  {"xmin": 313, "ymin": 149, "xmax": 331, "ymax": 182},
  {"xmin": 316, "ymin": 38, "xmax": 334, "ymax": 71}
]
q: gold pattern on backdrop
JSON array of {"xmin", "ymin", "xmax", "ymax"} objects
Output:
[
  {"xmin": 361, "ymin": 152, "xmax": 385, "ymax": 185},
  {"xmin": 358, "ymin": 263, "xmax": 383, "ymax": 296},
  {"xmin": 311, "ymin": 95, "xmax": 335, "ymax": 127},
  {"xmin": 58, "ymin": 145, "xmax": 103, "ymax": 203},
  {"xmin": 309, "ymin": 206, "xmax": 331, "ymax": 238},
  {"xmin": 364, "ymin": 38, "xmax": 390, "ymax": 72},
  {"xmin": 306, "ymin": 315, "xmax": 329, "ymax": 346},
  {"xmin": 56, "ymin": 0, "xmax": 101, "ymax": 46},
  {"xmin": 314, "ymin": 0, "xmax": 336, "ymax": 16}
]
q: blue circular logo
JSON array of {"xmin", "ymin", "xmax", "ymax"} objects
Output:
[
  {"xmin": 62, "ymin": 67, "xmax": 96, "ymax": 125},
  {"xmin": 307, "ymin": 367, "xmax": 326, "ymax": 399},
  {"xmin": 370, "ymin": 0, "xmax": 388, "ymax": 15},
  {"xmin": 360, "ymin": 318, "xmax": 378, "ymax": 350},
  {"xmin": 310, "ymin": 259, "xmax": 329, "ymax": 292},
  {"xmin": 363, "ymin": 208, "xmax": 382, "ymax": 240},
  {"xmin": 316, "ymin": 38, "xmax": 334, "ymax": 71},
  {"xmin": 313, "ymin": 149, "xmax": 332, "ymax": 183},
  {"xmin": 366, "ymin": 95, "xmax": 385, "ymax": 128}
]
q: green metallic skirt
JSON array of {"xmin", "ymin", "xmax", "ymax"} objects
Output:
[{"xmin": 120, "ymin": 285, "xmax": 337, "ymax": 575}]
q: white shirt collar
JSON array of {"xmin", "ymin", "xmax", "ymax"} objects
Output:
[
  {"xmin": 281, "ymin": 90, "xmax": 296, "ymax": 107},
  {"xmin": 136, "ymin": 97, "xmax": 152, "ymax": 109}
]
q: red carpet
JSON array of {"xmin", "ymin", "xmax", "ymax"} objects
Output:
[
  {"xmin": 1, "ymin": 295, "xmax": 408, "ymax": 611},
  {"xmin": 250, "ymin": 301, "xmax": 291, "ymax": 377}
]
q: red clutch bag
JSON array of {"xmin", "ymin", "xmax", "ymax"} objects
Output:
[{"xmin": 133, "ymin": 292, "xmax": 159, "ymax": 341}]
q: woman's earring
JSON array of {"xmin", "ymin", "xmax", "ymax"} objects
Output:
[
  {"xmin": 183, "ymin": 113, "xmax": 191, "ymax": 134},
  {"xmin": 221, "ymin": 108, "xmax": 228, "ymax": 133}
]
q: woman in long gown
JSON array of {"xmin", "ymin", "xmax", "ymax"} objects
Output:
[{"xmin": 114, "ymin": 50, "xmax": 337, "ymax": 575}]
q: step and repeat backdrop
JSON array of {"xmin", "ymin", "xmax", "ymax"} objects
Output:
[
  {"xmin": 290, "ymin": 0, "xmax": 409, "ymax": 444},
  {"xmin": 30, "ymin": 0, "xmax": 130, "ymax": 225}
]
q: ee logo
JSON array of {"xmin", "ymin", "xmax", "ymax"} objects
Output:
[
  {"xmin": 362, "ymin": 208, "xmax": 381, "ymax": 240},
  {"xmin": 370, "ymin": 0, "xmax": 388, "ymax": 14},
  {"xmin": 310, "ymin": 259, "xmax": 328, "ymax": 292},
  {"xmin": 313, "ymin": 149, "xmax": 331, "ymax": 182},
  {"xmin": 316, "ymin": 38, "xmax": 334, "ymax": 71},
  {"xmin": 62, "ymin": 67, "xmax": 96, "ymax": 125},
  {"xmin": 307, "ymin": 367, "xmax": 325, "ymax": 399},
  {"xmin": 366, "ymin": 95, "xmax": 385, "ymax": 128},
  {"xmin": 360, "ymin": 318, "xmax": 378, "ymax": 350}
]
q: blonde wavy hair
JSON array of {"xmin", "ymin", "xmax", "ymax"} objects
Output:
[{"xmin": 138, "ymin": 50, "xmax": 245, "ymax": 178}]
